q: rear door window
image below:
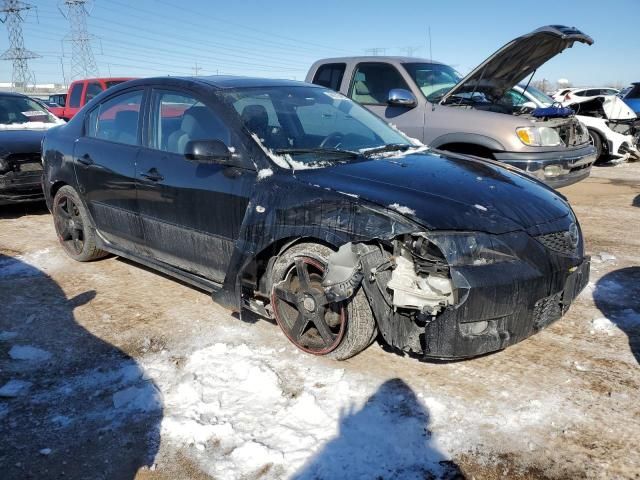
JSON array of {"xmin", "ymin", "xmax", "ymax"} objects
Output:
[
  {"xmin": 68, "ymin": 83, "xmax": 84, "ymax": 108},
  {"xmin": 312, "ymin": 63, "xmax": 346, "ymax": 92},
  {"xmin": 349, "ymin": 63, "xmax": 410, "ymax": 105},
  {"xmin": 86, "ymin": 90, "xmax": 143, "ymax": 146}
]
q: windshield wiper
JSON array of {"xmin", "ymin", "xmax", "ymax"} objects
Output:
[
  {"xmin": 274, "ymin": 147, "xmax": 359, "ymax": 159},
  {"xmin": 360, "ymin": 143, "xmax": 413, "ymax": 157}
]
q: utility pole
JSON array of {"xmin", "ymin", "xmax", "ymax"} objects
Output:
[
  {"xmin": 0, "ymin": 0, "xmax": 40, "ymax": 91},
  {"xmin": 400, "ymin": 46, "xmax": 420, "ymax": 57},
  {"xmin": 192, "ymin": 61, "xmax": 201, "ymax": 76},
  {"xmin": 365, "ymin": 48, "xmax": 387, "ymax": 56},
  {"xmin": 60, "ymin": 0, "xmax": 98, "ymax": 80}
]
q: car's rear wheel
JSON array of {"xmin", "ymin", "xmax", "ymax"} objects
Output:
[
  {"xmin": 270, "ymin": 243, "xmax": 376, "ymax": 360},
  {"xmin": 589, "ymin": 129, "xmax": 605, "ymax": 163},
  {"xmin": 52, "ymin": 185, "xmax": 107, "ymax": 262}
]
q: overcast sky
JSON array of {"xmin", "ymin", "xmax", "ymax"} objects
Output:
[{"xmin": 3, "ymin": 0, "xmax": 639, "ymax": 87}]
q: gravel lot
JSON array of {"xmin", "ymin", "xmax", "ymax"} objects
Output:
[{"xmin": 0, "ymin": 162, "xmax": 638, "ymax": 480}]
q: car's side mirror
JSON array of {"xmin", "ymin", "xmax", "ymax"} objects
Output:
[
  {"xmin": 388, "ymin": 89, "xmax": 417, "ymax": 108},
  {"xmin": 184, "ymin": 140, "xmax": 232, "ymax": 164}
]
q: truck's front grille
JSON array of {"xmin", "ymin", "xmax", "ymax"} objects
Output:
[
  {"xmin": 4, "ymin": 153, "xmax": 42, "ymax": 173},
  {"xmin": 557, "ymin": 120, "xmax": 589, "ymax": 147}
]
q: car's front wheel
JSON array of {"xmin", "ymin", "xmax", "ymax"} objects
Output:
[
  {"xmin": 52, "ymin": 185, "xmax": 107, "ymax": 262},
  {"xmin": 270, "ymin": 242, "xmax": 376, "ymax": 360}
]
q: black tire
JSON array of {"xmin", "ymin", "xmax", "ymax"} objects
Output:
[
  {"xmin": 52, "ymin": 185, "xmax": 107, "ymax": 262},
  {"xmin": 270, "ymin": 242, "xmax": 376, "ymax": 360},
  {"xmin": 589, "ymin": 129, "xmax": 605, "ymax": 163}
]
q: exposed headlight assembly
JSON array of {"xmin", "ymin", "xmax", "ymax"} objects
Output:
[
  {"xmin": 423, "ymin": 232, "xmax": 519, "ymax": 266},
  {"xmin": 516, "ymin": 126, "xmax": 562, "ymax": 147}
]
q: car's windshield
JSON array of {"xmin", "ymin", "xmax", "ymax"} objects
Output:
[
  {"xmin": 520, "ymin": 84, "xmax": 554, "ymax": 105},
  {"xmin": 402, "ymin": 63, "xmax": 463, "ymax": 102},
  {"xmin": 0, "ymin": 95, "xmax": 57, "ymax": 125},
  {"xmin": 220, "ymin": 85, "xmax": 413, "ymax": 168}
]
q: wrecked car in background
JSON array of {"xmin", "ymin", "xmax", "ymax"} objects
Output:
[
  {"xmin": 0, "ymin": 92, "xmax": 64, "ymax": 205},
  {"xmin": 42, "ymin": 76, "xmax": 590, "ymax": 360},
  {"xmin": 509, "ymin": 84, "xmax": 640, "ymax": 163},
  {"xmin": 307, "ymin": 25, "xmax": 597, "ymax": 189},
  {"xmin": 564, "ymin": 93, "xmax": 640, "ymax": 162}
]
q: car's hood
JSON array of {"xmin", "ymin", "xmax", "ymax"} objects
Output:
[
  {"xmin": 441, "ymin": 25, "xmax": 593, "ymax": 104},
  {"xmin": 293, "ymin": 150, "xmax": 572, "ymax": 235},
  {"xmin": 0, "ymin": 129, "xmax": 46, "ymax": 157}
]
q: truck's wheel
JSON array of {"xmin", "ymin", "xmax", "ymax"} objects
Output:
[
  {"xmin": 52, "ymin": 186, "xmax": 107, "ymax": 262},
  {"xmin": 270, "ymin": 242, "xmax": 376, "ymax": 360}
]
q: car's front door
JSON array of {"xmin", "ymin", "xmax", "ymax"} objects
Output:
[
  {"xmin": 135, "ymin": 88, "xmax": 256, "ymax": 282},
  {"xmin": 73, "ymin": 88, "xmax": 146, "ymax": 254},
  {"xmin": 347, "ymin": 62, "xmax": 424, "ymax": 140}
]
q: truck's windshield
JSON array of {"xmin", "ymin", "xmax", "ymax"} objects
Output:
[{"xmin": 403, "ymin": 63, "xmax": 462, "ymax": 103}]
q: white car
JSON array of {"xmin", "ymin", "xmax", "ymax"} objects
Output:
[
  {"xmin": 509, "ymin": 84, "xmax": 638, "ymax": 163},
  {"xmin": 556, "ymin": 87, "xmax": 620, "ymax": 103}
]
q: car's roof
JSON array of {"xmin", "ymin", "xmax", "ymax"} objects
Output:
[
  {"xmin": 0, "ymin": 91, "xmax": 28, "ymax": 98},
  {"xmin": 69, "ymin": 77, "xmax": 134, "ymax": 84},
  {"xmin": 128, "ymin": 75, "xmax": 316, "ymax": 90},
  {"xmin": 312, "ymin": 56, "xmax": 445, "ymax": 65}
]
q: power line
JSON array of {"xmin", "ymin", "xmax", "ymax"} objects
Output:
[
  {"xmin": 365, "ymin": 48, "xmax": 387, "ymax": 56},
  {"xmin": 0, "ymin": 0, "xmax": 40, "ymax": 90},
  {"xmin": 59, "ymin": 0, "xmax": 98, "ymax": 80}
]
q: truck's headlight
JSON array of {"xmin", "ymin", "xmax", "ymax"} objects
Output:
[{"xmin": 516, "ymin": 126, "xmax": 562, "ymax": 147}]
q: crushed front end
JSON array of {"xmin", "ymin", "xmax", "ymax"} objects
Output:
[
  {"xmin": 0, "ymin": 152, "xmax": 44, "ymax": 205},
  {"xmin": 323, "ymin": 220, "xmax": 590, "ymax": 359}
]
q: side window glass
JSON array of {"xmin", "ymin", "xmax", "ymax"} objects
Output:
[
  {"xmin": 86, "ymin": 90, "xmax": 143, "ymax": 146},
  {"xmin": 151, "ymin": 90, "xmax": 230, "ymax": 154},
  {"xmin": 68, "ymin": 84, "xmax": 83, "ymax": 108},
  {"xmin": 85, "ymin": 82, "xmax": 103, "ymax": 103},
  {"xmin": 312, "ymin": 63, "xmax": 346, "ymax": 92},
  {"xmin": 350, "ymin": 63, "xmax": 410, "ymax": 105}
]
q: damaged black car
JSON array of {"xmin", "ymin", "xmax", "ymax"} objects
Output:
[
  {"xmin": 0, "ymin": 92, "xmax": 64, "ymax": 205},
  {"xmin": 42, "ymin": 77, "xmax": 590, "ymax": 360}
]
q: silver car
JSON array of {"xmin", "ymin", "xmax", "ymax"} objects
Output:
[{"xmin": 307, "ymin": 25, "xmax": 597, "ymax": 188}]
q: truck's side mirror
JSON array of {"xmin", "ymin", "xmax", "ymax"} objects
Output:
[
  {"xmin": 184, "ymin": 140, "xmax": 232, "ymax": 164},
  {"xmin": 388, "ymin": 89, "xmax": 417, "ymax": 108}
]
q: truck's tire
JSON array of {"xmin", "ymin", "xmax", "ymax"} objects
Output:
[{"xmin": 270, "ymin": 242, "xmax": 376, "ymax": 360}]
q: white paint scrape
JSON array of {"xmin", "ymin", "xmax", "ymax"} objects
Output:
[{"xmin": 388, "ymin": 203, "xmax": 416, "ymax": 216}]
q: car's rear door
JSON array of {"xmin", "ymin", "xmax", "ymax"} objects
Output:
[
  {"xmin": 73, "ymin": 87, "xmax": 146, "ymax": 254},
  {"xmin": 135, "ymin": 87, "xmax": 256, "ymax": 282}
]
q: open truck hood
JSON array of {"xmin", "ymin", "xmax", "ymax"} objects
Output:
[{"xmin": 440, "ymin": 25, "xmax": 593, "ymax": 104}]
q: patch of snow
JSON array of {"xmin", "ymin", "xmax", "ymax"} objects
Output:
[
  {"xmin": 590, "ymin": 317, "xmax": 617, "ymax": 335},
  {"xmin": 474, "ymin": 204, "xmax": 488, "ymax": 212},
  {"xmin": 0, "ymin": 120, "xmax": 63, "ymax": 130},
  {"xmin": 387, "ymin": 123, "xmax": 425, "ymax": 147},
  {"xmin": 39, "ymin": 448, "xmax": 52, "ymax": 456},
  {"xmin": 388, "ymin": 203, "xmax": 416, "ymax": 216},
  {"xmin": 0, "ymin": 380, "xmax": 32, "ymax": 397},
  {"xmin": 257, "ymin": 168, "xmax": 274, "ymax": 180},
  {"xmin": 50, "ymin": 414, "xmax": 72, "ymax": 428},
  {"xmin": 0, "ymin": 248, "xmax": 66, "ymax": 278},
  {"xmin": 112, "ymin": 383, "xmax": 162, "ymax": 412},
  {"xmin": 0, "ymin": 331, "xmax": 18, "ymax": 341},
  {"xmin": 9, "ymin": 345, "xmax": 52, "ymax": 362},
  {"xmin": 250, "ymin": 133, "xmax": 292, "ymax": 169},
  {"xmin": 337, "ymin": 191, "xmax": 359, "ymax": 198},
  {"xmin": 591, "ymin": 252, "xmax": 616, "ymax": 264}
]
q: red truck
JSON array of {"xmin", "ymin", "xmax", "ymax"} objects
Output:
[{"xmin": 50, "ymin": 77, "xmax": 134, "ymax": 120}]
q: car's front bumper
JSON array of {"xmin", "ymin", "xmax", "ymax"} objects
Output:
[
  {"xmin": 494, "ymin": 144, "xmax": 597, "ymax": 188},
  {"xmin": 0, "ymin": 169, "xmax": 44, "ymax": 205}
]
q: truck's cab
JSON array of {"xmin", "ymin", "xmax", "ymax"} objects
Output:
[{"xmin": 58, "ymin": 77, "xmax": 134, "ymax": 121}]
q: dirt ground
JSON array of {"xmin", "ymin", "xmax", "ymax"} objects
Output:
[{"xmin": 0, "ymin": 162, "xmax": 638, "ymax": 480}]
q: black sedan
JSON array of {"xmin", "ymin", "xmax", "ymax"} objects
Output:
[
  {"xmin": 42, "ymin": 76, "xmax": 589, "ymax": 360},
  {"xmin": 0, "ymin": 92, "xmax": 64, "ymax": 205}
]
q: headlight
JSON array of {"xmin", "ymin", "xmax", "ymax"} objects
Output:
[
  {"xmin": 423, "ymin": 232, "xmax": 519, "ymax": 266},
  {"xmin": 516, "ymin": 126, "xmax": 562, "ymax": 147}
]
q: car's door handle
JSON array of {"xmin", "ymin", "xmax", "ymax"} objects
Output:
[
  {"xmin": 140, "ymin": 168, "xmax": 164, "ymax": 182},
  {"xmin": 77, "ymin": 154, "xmax": 93, "ymax": 166}
]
